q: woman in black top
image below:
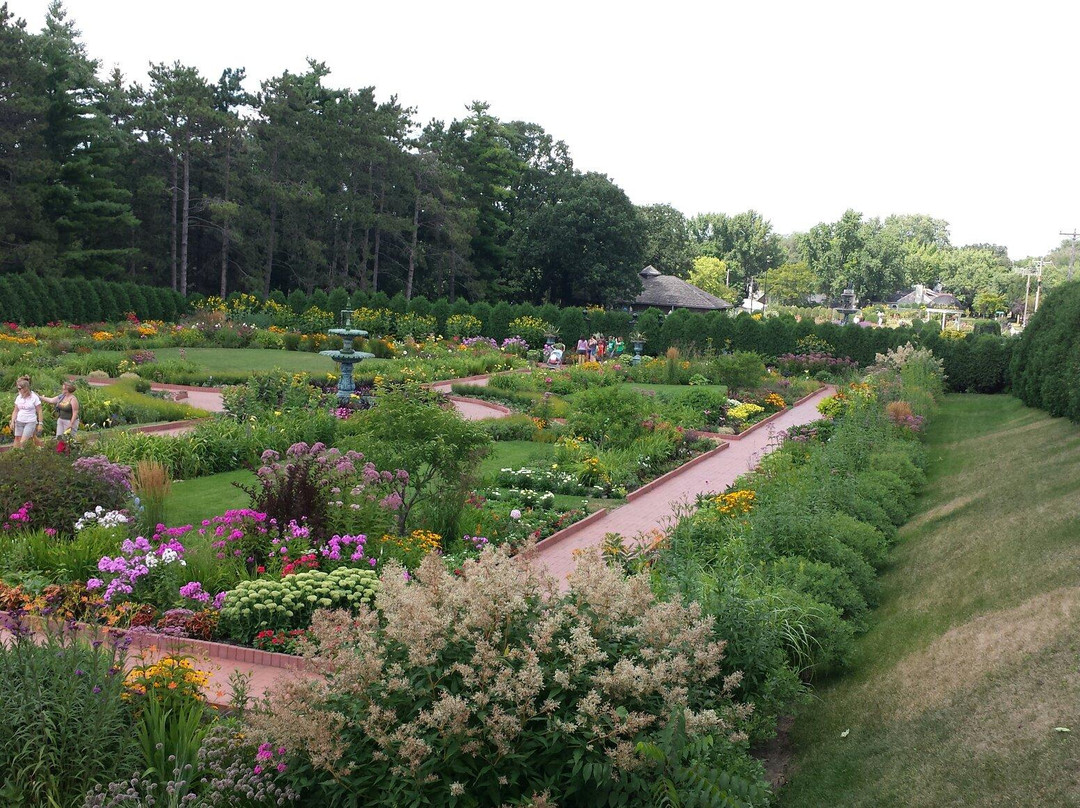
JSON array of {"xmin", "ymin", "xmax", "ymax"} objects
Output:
[{"xmin": 42, "ymin": 381, "xmax": 80, "ymax": 437}]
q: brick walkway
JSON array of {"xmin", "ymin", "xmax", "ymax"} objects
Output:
[{"xmin": 528, "ymin": 386, "xmax": 835, "ymax": 585}]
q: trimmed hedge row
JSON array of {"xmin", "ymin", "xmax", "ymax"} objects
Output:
[
  {"xmin": 0, "ymin": 273, "xmax": 186, "ymax": 325},
  {"xmin": 1010, "ymin": 280, "xmax": 1080, "ymax": 420}
]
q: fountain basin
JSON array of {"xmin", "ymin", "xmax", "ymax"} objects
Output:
[
  {"xmin": 328, "ymin": 328, "xmax": 369, "ymax": 339},
  {"xmin": 320, "ymin": 350, "xmax": 375, "ymax": 363}
]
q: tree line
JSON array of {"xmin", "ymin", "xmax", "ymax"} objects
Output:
[{"xmin": 0, "ymin": 3, "xmax": 1068, "ymax": 311}]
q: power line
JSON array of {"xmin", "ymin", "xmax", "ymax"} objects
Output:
[{"xmin": 1060, "ymin": 229, "xmax": 1078, "ymax": 282}]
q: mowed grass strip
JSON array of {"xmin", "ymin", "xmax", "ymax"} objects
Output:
[
  {"xmin": 151, "ymin": 347, "xmax": 343, "ymax": 374},
  {"xmin": 779, "ymin": 394, "xmax": 1080, "ymax": 808},
  {"xmin": 164, "ymin": 469, "xmax": 254, "ymax": 527}
]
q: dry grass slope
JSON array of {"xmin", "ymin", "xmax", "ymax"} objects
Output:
[{"xmin": 780, "ymin": 395, "xmax": 1080, "ymax": 808}]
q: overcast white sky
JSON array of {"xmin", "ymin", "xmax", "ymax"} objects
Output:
[{"xmin": 9, "ymin": 0, "xmax": 1079, "ymax": 260}]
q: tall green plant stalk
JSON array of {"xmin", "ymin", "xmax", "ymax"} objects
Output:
[
  {"xmin": 0, "ymin": 617, "xmax": 138, "ymax": 806},
  {"xmin": 133, "ymin": 458, "xmax": 171, "ymax": 532}
]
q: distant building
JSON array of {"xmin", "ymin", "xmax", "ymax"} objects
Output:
[
  {"xmin": 626, "ymin": 266, "xmax": 732, "ymax": 313},
  {"xmin": 891, "ymin": 283, "xmax": 960, "ymax": 308}
]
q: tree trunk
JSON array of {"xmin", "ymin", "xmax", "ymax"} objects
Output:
[
  {"xmin": 262, "ymin": 148, "xmax": 278, "ymax": 300},
  {"xmin": 219, "ymin": 137, "xmax": 231, "ymax": 299},
  {"xmin": 343, "ymin": 215, "xmax": 354, "ymax": 290},
  {"xmin": 169, "ymin": 152, "xmax": 178, "ymax": 291},
  {"xmin": 372, "ymin": 185, "xmax": 385, "ymax": 292},
  {"xmin": 179, "ymin": 140, "xmax": 191, "ymax": 298},
  {"xmin": 449, "ymin": 249, "xmax": 457, "ymax": 302},
  {"xmin": 406, "ymin": 187, "xmax": 420, "ymax": 300},
  {"xmin": 359, "ymin": 160, "xmax": 374, "ymax": 291}
]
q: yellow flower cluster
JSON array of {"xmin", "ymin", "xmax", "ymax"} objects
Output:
[
  {"xmin": 227, "ymin": 293, "xmax": 263, "ymax": 314},
  {"xmin": 0, "ymin": 332, "xmax": 37, "ymax": 346},
  {"xmin": 714, "ymin": 489, "xmax": 755, "ymax": 516},
  {"xmin": 124, "ymin": 654, "xmax": 210, "ymax": 702},
  {"xmin": 728, "ymin": 402, "xmax": 765, "ymax": 422},
  {"xmin": 764, "ymin": 393, "xmax": 786, "ymax": 410},
  {"xmin": 91, "ymin": 331, "xmax": 114, "ymax": 341},
  {"xmin": 136, "ymin": 323, "xmax": 158, "ymax": 337},
  {"xmin": 193, "ymin": 296, "xmax": 228, "ymax": 313},
  {"xmin": 381, "ymin": 529, "xmax": 441, "ymax": 556}
]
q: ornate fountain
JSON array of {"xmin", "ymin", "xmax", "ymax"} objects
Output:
[
  {"xmin": 837, "ymin": 288, "xmax": 859, "ymax": 325},
  {"xmin": 320, "ymin": 308, "xmax": 374, "ymax": 405}
]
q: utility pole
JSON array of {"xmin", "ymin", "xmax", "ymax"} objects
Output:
[
  {"xmin": 1020, "ymin": 265, "xmax": 1038, "ymax": 326},
  {"xmin": 1060, "ymin": 229, "xmax": 1078, "ymax": 281},
  {"xmin": 1033, "ymin": 259, "xmax": 1051, "ymax": 314}
]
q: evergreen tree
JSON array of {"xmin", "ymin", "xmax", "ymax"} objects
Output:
[{"xmin": 38, "ymin": 2, "xmax": 137, "ymax": 277}]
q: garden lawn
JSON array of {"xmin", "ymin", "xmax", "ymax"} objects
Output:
[
  {"xmin": 478, "ymin": 440, "xmax": 556, "ymax": 482},
  {"xmin": 103, "ymin": 347, "xmax": 352, "ymax": 375},
  {"xmin": 779, "ymin": 394, "xmax": 1080, "ymax": 808},
  {"xmin": 164, "ymin": 469, "xmax": 254, "ymax": 528}
]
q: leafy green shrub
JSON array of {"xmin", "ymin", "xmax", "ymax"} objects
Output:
[
  {"xmin": 477, "ymin": 413, "xmax": 539, "ymax": 441},
  {"xmin": 251, "ymin": 549, "xmax": 757, "ymax": 807},
  {"xmin": 566, "ymin": 385, "xmax": 648, "ymax": 450},
  {"xmin": 6, "ymin": 524, "xmax": 125, "ymax": 583},
  {"xmin": 341, "ymin": 387, "xmax": 490, "ymax": 538},
  {"xmin": 220, "ymin": 566, "xmax": 379, "ymax": 643},
  {"xmin": 0, "ymin": 448, "xmax": 130, "ymax": 536},
  {"xmin": 394, "ymin": 312, "xmax": 437, "ymax": 338},
  {"xmin": 769, "ymin": 555, "xmax": 868, "ymax": 624},
  {"xmin": 221, "ymin": 371, "xmax": 327, "ymax": 418},
  {"xmin": 97, "ymin": 412, "xmax": 338, "ymax": 480},
  {"xmin": 707, "ymin": 352, "xmax": 767, "ymax": 390},
  {"xmin": 0, "ymin": 619, "xmax": 138, "ymax": 806},
  {"xmin": 445, "ymin": 313, "xmax": 482, "ymax": 338}
]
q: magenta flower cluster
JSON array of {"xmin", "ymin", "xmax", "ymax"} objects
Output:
[
  {"xmin": 200, "ymin": 509, "xmax": 271, "ymax": 560},
  {"xmin": 255, "ymin": 742, "xmax": 288, "ymax": 774},
  {"xmin": 2, "ymin": 501, "xmax": 32, "ymax": 531},
  {"xmin": 320, "ymin": 533, "xmax": 368, "ymax": 563},
  {"xmin": 501, "ymin": 336, "xmax": 529, "ymax": 351},
  {"xmin": 462, "ymin": 535, "xmax": 489, "ymax": 551}
]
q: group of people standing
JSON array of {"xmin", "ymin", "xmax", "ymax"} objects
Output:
[
  {"xmin": 574, "ymin": 334, "xmax": 625, "ymax": 364},
  {"xmin": 8, "ymin": 376, "xmax": 80, "ymax": 449}
]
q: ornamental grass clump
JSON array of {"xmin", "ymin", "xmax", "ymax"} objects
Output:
[
  {"xmin": 0, "ymin": 616, "xmax": 139, "ymax": 807},
  {"xmin": 132, "ymin": 458, "xmax": 171, "ymax": 534},
  {"xmin": 252, "ymin": 547, "xmax": 756, "ymax": 806}
]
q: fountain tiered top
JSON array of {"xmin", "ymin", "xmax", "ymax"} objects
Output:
[{"xmin": 320, "ymin": 308, "xmax": 374, "ymax": 363}]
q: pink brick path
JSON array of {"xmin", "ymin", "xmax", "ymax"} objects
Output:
[{"xmin": 528, "ymin": 385, "xmax": 835, "ymax": 585}]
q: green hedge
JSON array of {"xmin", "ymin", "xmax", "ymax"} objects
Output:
[
  {"xmin": 0, "ymin": 273, "xmax": 186, "ymax": 325},
  {"xmin": 1010, "ymin": 280, "xmax": 1080, "ymax": 420}
]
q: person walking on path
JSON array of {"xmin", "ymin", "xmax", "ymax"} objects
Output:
[
  {"xmin": 9, "ymin": 376, "xmax": 43, "ymax": 448},
  {"xmin": 576, "ymin": 337, "xmax": 589, "ymax": 364},
  {"xmin": 42, "ymin": 380, "xmax": 80, "ymax": 437}
]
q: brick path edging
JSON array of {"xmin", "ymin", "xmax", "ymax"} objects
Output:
[
  {"xmin": 526, "ymin": 506, "xmax": 610, "ymax": 556},
  {"xmin": 2, "ymin": 610, "xmax": 309, "ymax": 672},
  {"xmin": 625, "ymin": 441, "xmax": 732, "ymax": 502},
  {"xmin": 444, "ymin": 395, "xmax": 511, "ymax": 416},
  {"xmin": 723, "ymin": 386, "xmax": 826, "ymax": 441}
]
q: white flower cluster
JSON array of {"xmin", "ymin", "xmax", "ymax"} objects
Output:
[
  {"xmin": 145, "ymin": 548, "xmax": 185, "ymax": 568},
  {"xmin": 75, "ymin": 505, "xmax": 130, "ymax": 532}
]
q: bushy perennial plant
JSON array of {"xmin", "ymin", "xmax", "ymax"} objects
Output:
[{"xmin": 253, "ymin": 547, "xmax": 753, "ymax": 806}]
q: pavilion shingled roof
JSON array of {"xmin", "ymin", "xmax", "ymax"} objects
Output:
[{"xmin": 631, "ymin": 266, "xmax": 732, "ymax": 311}]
